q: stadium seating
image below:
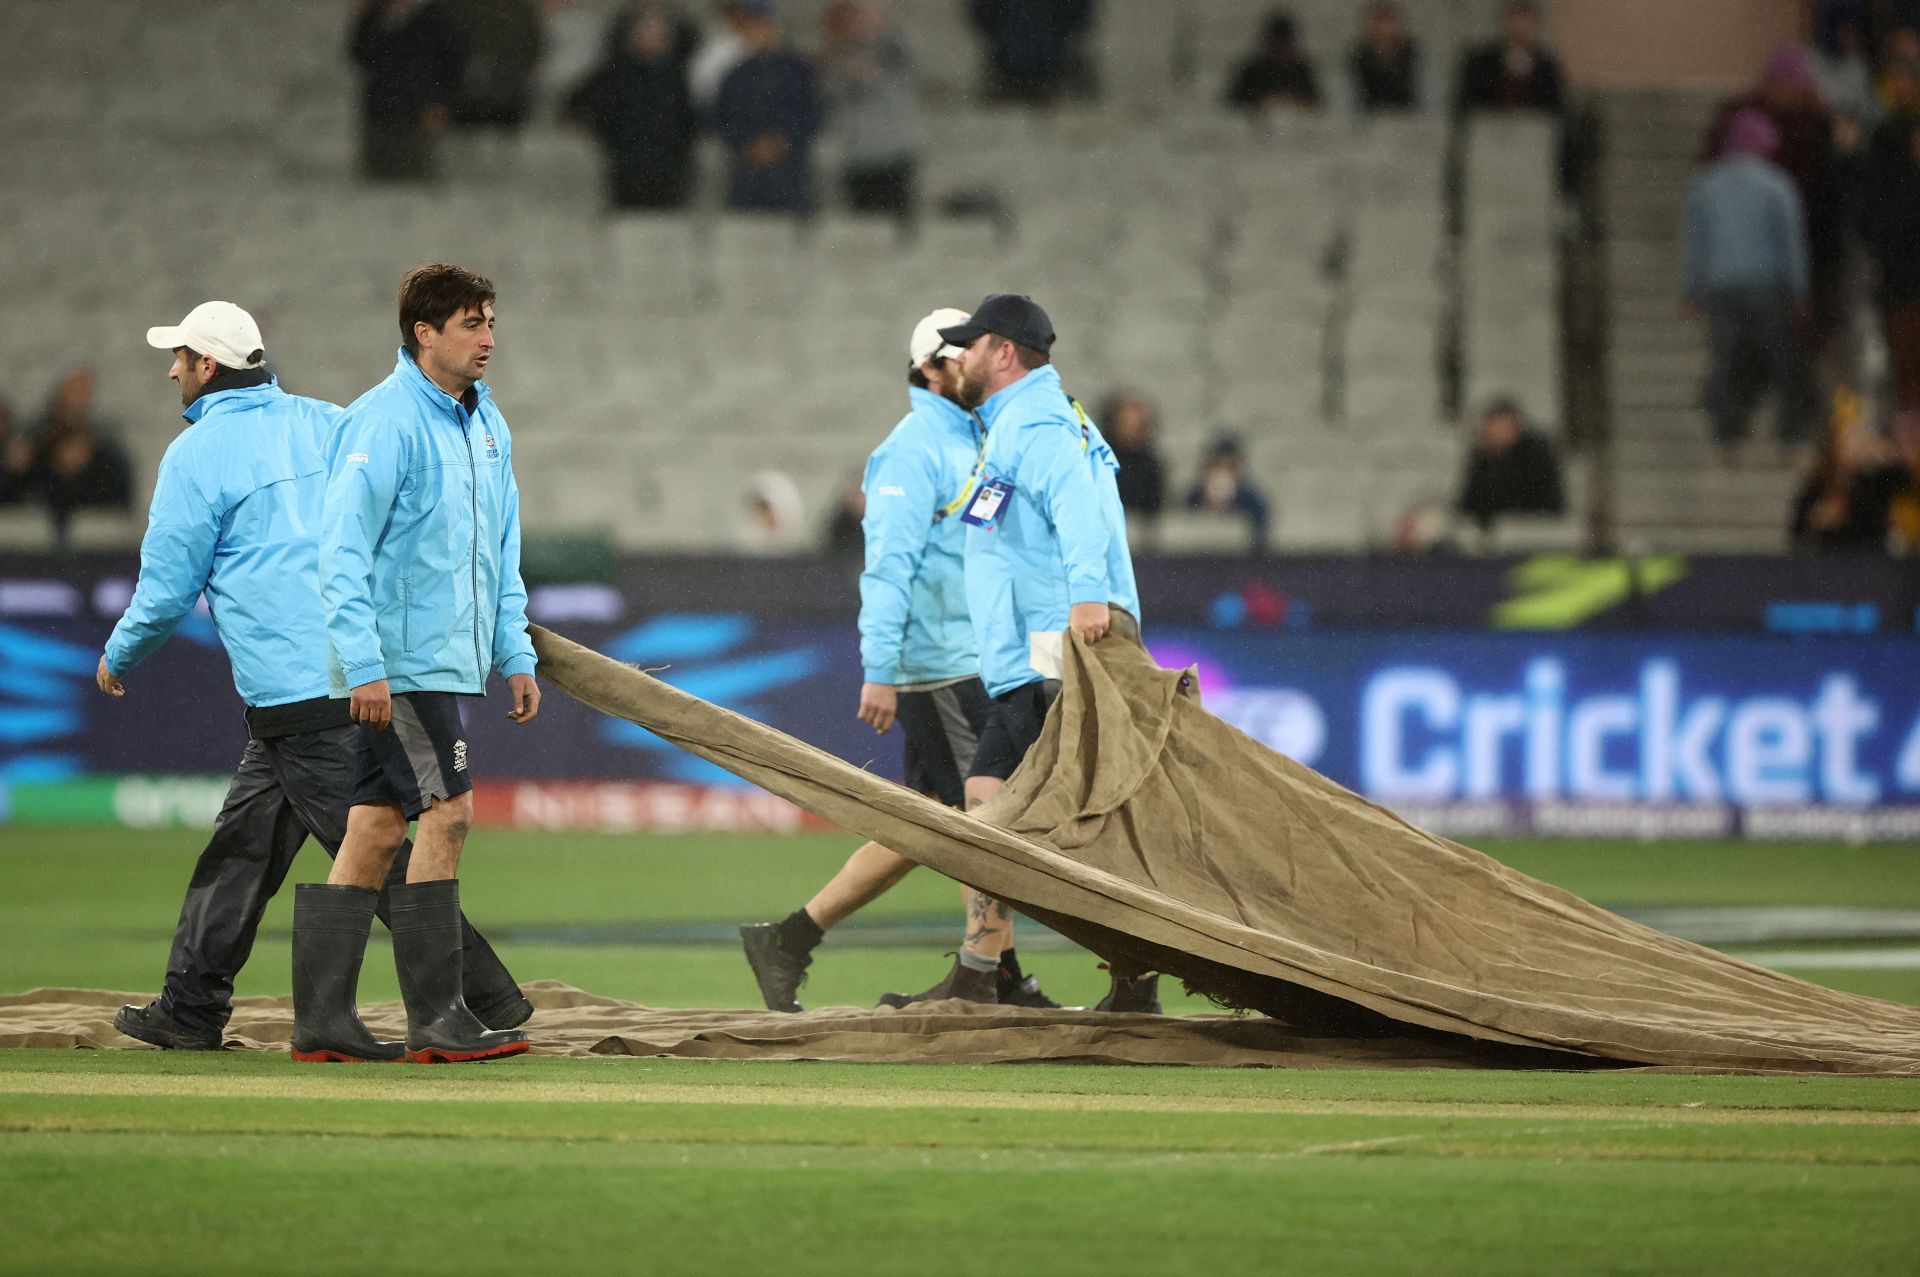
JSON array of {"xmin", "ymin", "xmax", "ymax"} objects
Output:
[{"xmin": 0, "ymin": 0, "xmax": 1574, "ymax": 555}]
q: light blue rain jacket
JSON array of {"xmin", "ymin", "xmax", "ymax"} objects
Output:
[
  {"xmin": 103, "ymin": 380, "xmax": 341, "ymax": 707},
  {"xmin": 858, "ymin": 387, "xmax": 984, "ymax": 686},
  {"xmin": 963, "ymin": 365, "xmax": 1140, "ymax": 698},
  {"xmin": 320, "ymin": 351, "xmax": 536, "ymax": 697}
]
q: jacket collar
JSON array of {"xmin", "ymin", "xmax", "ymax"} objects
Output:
[
  {"xmin": 908, "ymin": 386, "xmax": 975, "ymax": 437},
  {"xmin": 394, "ymin": 348, "xmax": 492, "ymax": 419},
  {"xmin": 974, "ymin": 364, "xmax": 1062, "ymax": 432},
  {"xmin": 182, "ymin": 375, "xmax": 283, "ymax": 425}
]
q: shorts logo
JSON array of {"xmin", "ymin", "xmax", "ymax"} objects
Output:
[
  {"xmin": 484, "ymin": 433, "xmax": 500, "ymax": 459},
  {"xmin": 452, "ymin": 739, "xmax": 468, "ymax": 772}
]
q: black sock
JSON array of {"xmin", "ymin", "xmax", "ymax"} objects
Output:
[
  {"xmin": 997, "ymin": 947, "xmax": 1024, "ymax": 986},
  {"xmin": 776, "ymin": 908, "xmax": 825, "ymax": 952}
]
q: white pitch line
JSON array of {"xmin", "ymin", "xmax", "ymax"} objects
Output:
[{"xmin": 1742, "ymin": 947, "xmax": 1920, "ymax": 970}]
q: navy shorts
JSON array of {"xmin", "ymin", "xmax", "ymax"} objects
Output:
[
  {"xmin": 896, "ymin": 678, "xmax": 993, "ymax": 807},
  {"xmin": 348, "ymin": 691, "xmax": 473, "ymax": 819},
  {"xmin": 966, "ymin": 679, "xmax": 1062, "ymax": 783}
]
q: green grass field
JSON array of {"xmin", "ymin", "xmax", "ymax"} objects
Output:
[{"xmin": 3, "ymin": 828, "xmax": 1917, "ymax": 1276}]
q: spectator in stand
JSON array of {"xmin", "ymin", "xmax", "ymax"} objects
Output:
[
  {"xmin": 448, "ymin": 0, "xmax": 545, "ymax": 136},
  {"xmin": 1682, "ymin": 108, "xmax": 1813, "ymax": 460},
  {"xmin": 822, "ymin": 470, "xmax": 865, "ymax": 556},
  {"xmin": 712, "ymin": 2, "xmax": 823, "ymax": 213},
  {"xmin": 348, "ymin": 0, "xmax": 469, "ymax": 183},
  {"xmin": 567, "ymin": 4, "xmax": 701, "ymax": 210},
  {"xmin": 1858, "ymin": 115, "xmax": 1920, "ymax": 428},
  {"xmin": 1100, "ymin": 392, "xmax": 1165, "ymax": 526},
  {"xmin": 1348, "ymin": 2, "xmax": 1424, "ymax": 116},
  {"xmin": 739, "ymin": 469, "xmax": 807, "ymax": 554},
  {"xmin": 1224, "ymin": 11, "xmax": 1321, "ymax": 115},
  {"xmin": 1185, "ymin": 435, "xmax": 1271, "ymax": 551},
  {"xmin": 1877, "ymin": 54, "xmax": 1920, "ymax": 123},
  {"xmin": 26, "ymin": 367, "xmax": 133, "ymax": 545},
  {"xmin": 1808, "ymin": 0, "xmax": 1879, "ymax": 133},
  {"xmin": 968, "ymin": 0, "xmax": 1093, "ymax": 107},
  {"xmin": 1453, "ymin": 0, "xmax": 1564, "ymax": 116},
  {"xmin": 1456, "ymin": 398, "xmax": 1564, "ymax": 532},
  {"xmin": 1790, "ymin": 418, "xmax": 1908, "ymax": 553},
  {"xmin": 0, "ymin": 400, "xmax": 33, "ymax": 506},
  {"xmin": 1704, "ymin": 49, "xmax": 1844, "ymax": 353},
  {"xmin": 820, "ymin": 1, "xmax": 919, "ymax": 222}
]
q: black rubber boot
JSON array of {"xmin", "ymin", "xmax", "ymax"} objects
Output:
[
  {"xmin": 390, "ymin": 880, "xmax": 530, "ymax": 1064},
  {"xmin": 115, "ymin": 1001, "xmax": 223, "ymax": 1051},
  {"xmin": 876, "ymin": 954, "xmax": 1000, "ymax": 1009},
  {"xmin": 290, "ymin": 885, "xmax": 405, "ymax": 1063},
  {"xmin": 375, "ymin": 855, "xmax": 530, "ymax": 1030},
  {"xmin": 1094, "ymin": 969, "xmax": 1163, "ymax": 1014}
]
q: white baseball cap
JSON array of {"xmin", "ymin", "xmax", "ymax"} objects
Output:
[
  {"xmin": 908, "ymin": 308, "xmax": 971, "ymax": 367},
  {"xmin": 146, "ymin": 301, "xmax": 266, "ymax": 370}
]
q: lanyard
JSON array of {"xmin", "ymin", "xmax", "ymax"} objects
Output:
[
  {"xmin": 934, "ymin": 394, "xmax": 1089, "ymax": 522},
  {"xmin": 936, "ymin": 411, "xmax": 990, "ymax": 522}
]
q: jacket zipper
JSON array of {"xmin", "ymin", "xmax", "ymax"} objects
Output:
[{"xmin": 464, "ymin": 412, "xmax": 482, "ymax": 684}]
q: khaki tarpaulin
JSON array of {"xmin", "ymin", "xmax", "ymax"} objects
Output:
[
  {"xmin": 530, "ymin": 617, "xmax": 1920, "ymax": 1077},
  {"xmin": 0, "ymin": 984, "xmax": 1599, "ymax": 1068}
]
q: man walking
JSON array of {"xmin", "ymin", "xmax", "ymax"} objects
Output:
[
  {"xmin": 739, "ymin": 310, "xmax": 1056, "ymax": 1012},
  {"xmin": 1682, "ymin": 107, "xmax": 1814, "ymax": 460},
  {"xmin": 100, "ymin": 301, "xmax": 528, "ymax": 1051},
  {"xmin": 296, "ymin": 263, "xmax": 540, "ymax": 1064},
  {"xmin": 882, "ymin": 293, "xmax": 1160, "ymax": 1013}
]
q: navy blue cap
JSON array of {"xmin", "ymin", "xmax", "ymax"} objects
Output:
[{"xmin": 938, "ymin": 293, "xmax": 1056, "ymax": 353}]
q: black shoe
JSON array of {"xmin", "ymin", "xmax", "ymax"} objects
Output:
[
  {"xmin": 877, "ymin": 955, "xmax": 999, "ymax": 1009},
  {"xmin": 740, "ymin": 922, "xmax": 811, "ymax": 1013},
  {"xmin": 1094, "ymin": 969, "xmax": 1162, "ymax": 1015},
  {"xmin": 290, "ymin": 884, "xmax": 405, "ymax": 1063},
  {"xmin": 390, "ymin": 880, "xmax": 530, "ymax": 1064},
  {"xmin": 114, "ymin": 1001, "xmax": 222, "ymax": 1051},
  {"xmin": 999, "ymin": 974, "xmax": 1061, "ymax": 1009}
]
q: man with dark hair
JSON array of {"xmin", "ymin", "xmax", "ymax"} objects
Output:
[
  {"xmin": 1454, "ymin": 0, "xmax": 1564, "ymax": 115},
  {"xmin": 298, "ymin": 263, "xmax": 540, "ymax": 1064},
  {"xmin": 712, "ymin": 2, "xmax": 823, "ymax": 213},
  {"xmin": 741, "ymin": 310, "xmax": 1058, "ymax": 1012},
  {"xmin": 1456, "ymin": 398, "xmax": 1564, "ymax": 531},
  {"xmin": 879, "ymin": 294, "xmax": 1156, "ymax": 1013},
  {"xmin": 99, "ymin": 301, "xmax": 527, "ymax": 1051},
  {"xmin": 1225, "ymin": 10, "xmax": 1322, "ymax": 114},
  {"xmin": 349, "ymin": 0, "xmax": 469, "ymax": 182}
]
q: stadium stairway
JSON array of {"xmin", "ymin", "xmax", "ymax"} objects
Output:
[{"xmin": 1596, "ymin": 90, "xmax": 1799, "ymax": 554}]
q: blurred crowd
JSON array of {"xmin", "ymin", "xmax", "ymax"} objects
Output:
[
  {"xmin": 348, "ymin": 0, "xmax": 1572, "ymax": 215},
  {"xmin": 0, "ymin": 369, "xmax": 134, "ymax": 549},
  {"xmin": 1681, "ymin": 0, "xmax": 1920, "ymax": 554},
  {"xmin": 325, "ymin": 2, "xmax": 1920, "ymax": 557}
]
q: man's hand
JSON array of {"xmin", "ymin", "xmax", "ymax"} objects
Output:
[
  {"xmin": 857, "ymin": 681, "xmax": 898, "ymax": 734},
  {"xmin": 351, "ymin": 678, "xmax": 393, "ymax": 731},
  {"xmin": 96, "ymin": 656, "xmax": 125, "ymax": 698},
  {"xmin": 507, "ymin": 672, "xmax": 541, "ymax": 724},
  {"xmin": 1069, "ymin": 602, "xmax": 1111, "ymax": 645}
]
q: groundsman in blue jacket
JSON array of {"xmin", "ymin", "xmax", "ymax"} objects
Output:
[
  {"xmin": 96, "ymin": 301, "xmax": 525, "ymax": 1052},
  {"xmin": 940, "ymin": 293, "xmax": 1158, "ymax": 1013},
  {"xmin": 297, "ymin": 264, "xmax": 538, "ymax": 1065},
  {"xmin": 741, "ymin": 310, "xmax": 1061, "ymax": 1014}
]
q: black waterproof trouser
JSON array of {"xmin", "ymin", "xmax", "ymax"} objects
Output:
[{"xmin": 154, "ymin": 724, "xmax": 512, "ymax": 1035}]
